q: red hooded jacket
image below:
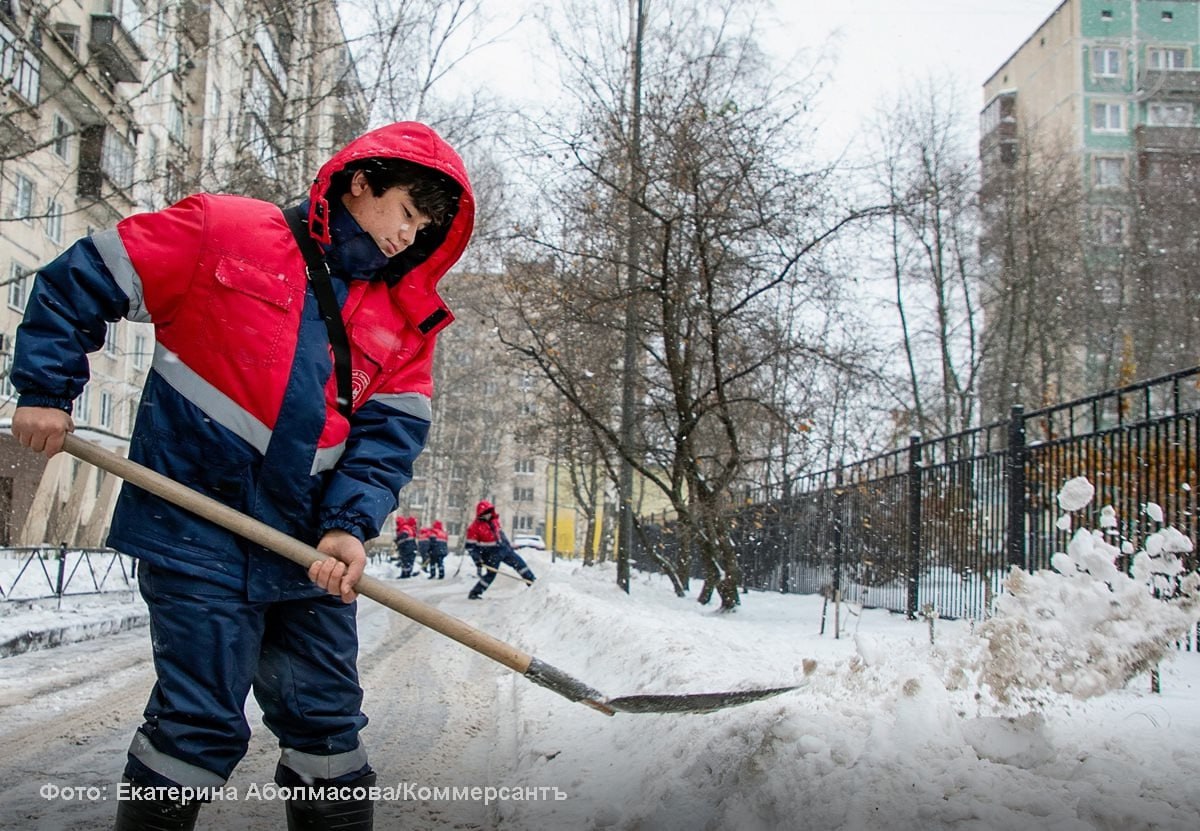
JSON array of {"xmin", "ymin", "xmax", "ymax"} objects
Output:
[{"xmin": 12, "ymin": 122, "xmax": 474, "ymax": 600}]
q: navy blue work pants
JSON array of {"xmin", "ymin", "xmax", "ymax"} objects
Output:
[{"xmin": 125, "ymin": 564, "xmax": 369, "ymax": 788}]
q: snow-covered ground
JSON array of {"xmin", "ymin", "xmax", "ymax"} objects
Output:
[{"xmin": 1, "ymin": 533, "xmax": 1199, "ymax": 829}]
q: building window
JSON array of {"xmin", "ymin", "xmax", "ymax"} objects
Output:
[
  {"xmin": 0, "ymin": 20, "xmax": 42, "ymax": 104},
  {"xmin": 104, "ymin": 324, "xmax": 120, "ymax": 357},
  {"xmin": 6, "ymin": 262, "xmax": 30, "ymax": 311},
  {"xmin": 513, "ymin": 486, "xmax": 534, "ymax": 503},
  {"xmin": 513, "ymin": 515, "xmax": 534, "ymax": 531},
  {"xmin": 1093, "ymin": 157, "xmax": 1125, "ymax": 188},
  {"xmin": 9, "ymin": 173, "xmax": 34, "ymax": 222},
  {"xmin": 76, "ymin": 386, "xmax": 91, "ymax": 423},
  {"xmin": 1148, "ymin": 48, "xmax": 1187, "ymax": 69},
  {"xmin": 514, "ymin": 459, "xmax": 535, "ymax": 474},
  {"xmin": 165, "ymin": 162, "xmax": 183, "ymax": 204},
  {"xmin": 132, "ymin": 333, "xmax": 148, "ymax": 369},
  {"xmin": 168, "ymin": 100, "xmax": 186, "ymax": 145},
  {"xmin": 1091, "ymin": 102, "xmax": 1124, "ymax": 132},
  {"xmin": 54, "ymin": 23, "xmax": 80, "ymax": 55},
  {"xmin": 101, "ymin": 129, "xmax": 136, "ymax": 190},
  {"xmin": 446, "ymin": 521, "xmax": 462, "ymax": 537},
  {"xmin": 1147, "ymin": 101, "xmax": 1192, "ymax": 126},
  {"xmin": 145, "ymin": 132, "xmax": 159, "ymax": 181},
  {"xmin": 99, "ymin": 390, "xmax": 113, "ymax": 428},
  {"xmin": 0, "ymin": 334, "xmax": 13, "ymax": 400},
  {"xmin": 1098, "ymin": 209, "xmax": 1126, "ymax": 245},
  {"xmin": 254, "ymin": 25, "xmax": 288, "ymax": 88},
  {"xmin": 45, "ymin": 199, "xmax": 64, "ymax": 244},
  {"xmin": 246, "ymin": 115, "xmax": 279, "ymax": 180},
  {"xmin": 51, "ymin": 114, "xmax": 72, "ymax": 160},
  {"xmin": 1091, "ymin": 47, "xmax": 1122, "ymax": 77},
  {"xmin": 447, "ymin": 491, "xmax": 465, "ymax": 508}
]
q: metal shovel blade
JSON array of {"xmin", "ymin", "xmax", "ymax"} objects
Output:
[{"xmin": 603, "ymin": 685, "xmax": 798, "ymax": 714}]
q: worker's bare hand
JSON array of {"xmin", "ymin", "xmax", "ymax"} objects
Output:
[
  {"xmin": 11, "ymin": 406, "xmax": 74, "ymax": 458},
  {"xmin": 311, "ymin": 529, "xmax": 367, "ymax": 603}
]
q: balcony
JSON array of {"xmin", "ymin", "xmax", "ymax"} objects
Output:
[
  {"xmin": 88, "ymin": 14, "xmax": 146, "ymax": 84},
  {"xmin": 1135, "ymin": 124, "xmax": 1200, "ymax": 153},
  {"xmin": 1138, "ymin": 67, "xmax": 1200, "ymax": 98},
  {"xmin": 77, "ymin": 123, "xmax": 136, "ymax": 204}
]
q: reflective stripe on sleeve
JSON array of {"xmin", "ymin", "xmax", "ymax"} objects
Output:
[
  {"xmin": 93, "ymin": 229, "xmax": 150, "ymax": 322},
  {"xmin": 311, "ymin": 442, "xmax": 346, "ymax": 475},
  {"xmin": 369, "ymin": 391, "xmax": 432, "ymax": 421}
]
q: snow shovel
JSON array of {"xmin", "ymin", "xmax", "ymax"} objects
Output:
[
  {"xmin": 62, "ymin": 435, "xmax": 797, "ymax": 716},
  {"xmin": 480, "ymin": 562, "xmax": 534, "ymax": 585}
]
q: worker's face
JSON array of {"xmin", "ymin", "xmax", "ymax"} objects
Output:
[{"xmin": 341, "ymin": 171, "xmax": 432, "ymax": 258}]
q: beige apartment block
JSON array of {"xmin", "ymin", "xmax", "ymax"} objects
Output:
[{"xmin": 0, "ymin": 0, "xmax": 363, "ymax": 545}]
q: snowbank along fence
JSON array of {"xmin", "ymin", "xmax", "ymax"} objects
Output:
[{"xmin": 633, "ymin": 366, "xmax": 1200, "ymax": 624}]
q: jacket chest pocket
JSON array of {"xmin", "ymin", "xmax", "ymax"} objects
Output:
[
  {"xmin": 204, "ymin": 258, "xmax": 298, "ymax": 370},
  {"xmin": 347, "ymin": 321, "xmax": 413, "ymax": 406}
]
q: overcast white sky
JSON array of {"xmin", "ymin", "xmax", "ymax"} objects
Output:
[{"xmin": 436, "ymin": 0, "xmax": 1062, "ymax": 153}]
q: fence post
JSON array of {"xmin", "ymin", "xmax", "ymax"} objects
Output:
[
  {"xmin": 1007, "ymin": 404, "xmax": 1028, "ymax": 571},
  {"xmin": 55, "ymin": 541, "xmax": 68, "ymax": 609},
  {"xmin": 832, "ymin": 463, "xmax": 844, "ymax": 606},
  {"xmin": 907, "ymin": 435, "xmax": 922, "ymax": 620}
]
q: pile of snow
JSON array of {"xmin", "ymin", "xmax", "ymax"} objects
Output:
[
  {"xmin": 974, "ymin": 481, "xmax": 1200, "ymax": 705},
  {"xmin": 471, "ymin": 477, "xmax": 1200, "ymax": 829}
]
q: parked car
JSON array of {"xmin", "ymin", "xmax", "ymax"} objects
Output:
[{"xmin": 511, "ymin": 534, "xmax": 546, "ymax": 551}]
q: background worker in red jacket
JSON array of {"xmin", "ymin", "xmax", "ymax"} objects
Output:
[
  {"xmin": 9, "ymin": 122, "xmax": 473, "ymax": 831},
  {"xmin": 426, "ymin": 519, "xmax": 449, "ymax": 578},
  {"xmin": 417, "ymin": 521, "xmax": 434, "ymax": 575},
  {"xmin": 465, "ymin": 500, "xmax": 536, "ymax": 598},
  {"xmin": 395, "ymin": 515, "xmax": 419, "ymax": 578}
]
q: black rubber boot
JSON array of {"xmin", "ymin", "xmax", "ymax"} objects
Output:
[
  {"xmin": 113, "ymin": 789, "xmax": 201, "ymax": 831},
  {"xmin": 284, "ymin": 771, "xmax": 376, "ymax": 831}
]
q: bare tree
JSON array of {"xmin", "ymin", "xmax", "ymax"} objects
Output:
[
  {"xmin": 495, "ymin": 0, "xmax": 879, "ymax": 610},
  {"xmin": 867, "ymin": 77, "xmax": 983, "ymax": 437}
]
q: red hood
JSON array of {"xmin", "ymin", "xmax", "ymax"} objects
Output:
[
  {"xmin": 306, "ymin": 122, "xmax": 474, "ymax": 284},
  {"xmin": 474, "ymin": 500, "xmax": 495, "ymax": 519}
]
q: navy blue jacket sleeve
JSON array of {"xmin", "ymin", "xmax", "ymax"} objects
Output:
[
  {"xmin": 318, "ymin": 399, "xmax": 430, "ymax": 542},
  {"xmin": 11, "ymin": 239, "xmax": 131, "ymax": 411}
]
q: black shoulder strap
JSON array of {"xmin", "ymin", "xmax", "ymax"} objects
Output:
[{"xmin": 283, "ymin": 206, "xmax": 353, "ymax": 419}]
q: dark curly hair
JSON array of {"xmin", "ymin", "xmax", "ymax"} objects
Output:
[{"xmin": 329, "ymin": 158, "xmax": 462, "ymax": 228}]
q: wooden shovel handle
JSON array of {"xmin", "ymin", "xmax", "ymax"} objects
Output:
[{"xmin": 62, "ymin": 434, "xmax": 534, "ymax": 676}]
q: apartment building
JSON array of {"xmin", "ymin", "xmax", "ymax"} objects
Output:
[
  {"xmin": 978, "ymin": 0, "xmax": 1200, "ymax": 413},
  {"xmin": 0, "ymin": 0, "xmax": 364, "ymax": 545}
]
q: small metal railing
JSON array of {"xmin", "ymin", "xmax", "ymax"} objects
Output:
[{"xmin": 0, "ymin": 545, "xmax": 137, "ymax": 604}]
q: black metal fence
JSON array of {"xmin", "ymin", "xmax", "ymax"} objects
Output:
[
  {"xmin": 632, "ymin": 367, "xmax": 1200, "ymax": 621},
  {"xmin": 0, "ymin": 545, "xmax": 138, "ymax": 603}
]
